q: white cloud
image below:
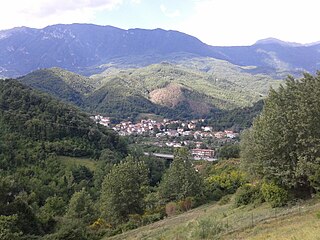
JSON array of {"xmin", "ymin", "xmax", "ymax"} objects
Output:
[
  {"xmin": 176, "ymin": 0, "xmax": 320, "ymax": 46},
  {"xmin": 160, "ymin": 4, "xmax": 181, "ymax": 18},
  {"xmin": 130, "ymin": 0, "xmax": 141, "ymax": 4},
  {"xmin": 0, "ymin": 0, "xmax": 122, "ymax": 30}
]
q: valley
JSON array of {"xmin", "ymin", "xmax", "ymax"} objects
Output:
[{"xmin": 1, "ymin": 23, "xmax": 320, "ymax": 240}]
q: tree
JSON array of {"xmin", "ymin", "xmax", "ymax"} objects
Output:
[
  {"xmin": 65, "ymin": 188, "xmax": 95, "ymax": 224},
  {"xmin": 0, "ymin": 215, "xmax": 22, "ymax": 240},
  {"xmin": 158, "ymin": 148, "xmax": 204, "ymax": 202},
  {"xmin": 241, "ymin": 73, "xmax": 320, "ymax": 195},
  {"xmin": 100, "ymin": 156, "xmax": 148, "ymax": 224}
]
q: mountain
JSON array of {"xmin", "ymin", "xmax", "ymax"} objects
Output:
[
  {"xmin": 18, "ymin": 67, "xmax": 93, "ymax": 106},
  {"xmin": 0, "ymin": 24, "xmax": 320, "ymax": 78},
  {"xmin": 17, "ymin": 62, "xmax": 275, "ymax": 121},
  {"xmin": 0, "ymin": 24, "xmax": 223, "ymax": 78}
]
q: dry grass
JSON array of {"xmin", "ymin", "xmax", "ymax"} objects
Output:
[
  {"xmin": 102, "ymin": 199, "xmax": 320, "ymax": 240},
  {"xmin": 225, "ymin": 204, "xmax": 320, "ymax": 240}
]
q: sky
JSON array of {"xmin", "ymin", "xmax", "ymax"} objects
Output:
[{"xmin": 0, "ymin": 0, "xmax": 319, "ymax": 46}]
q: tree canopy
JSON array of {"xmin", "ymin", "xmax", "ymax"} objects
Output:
[
  {"xmin": 241, "ymin": 72, "xmax": 320, "ymax": 195},
  {"xmin": 158, "ymin": 148, "xmax": 204, "ymax": 202},
  {"xmin": 100, "ymin": 156, "xmax": 149, "ymax": 224}
]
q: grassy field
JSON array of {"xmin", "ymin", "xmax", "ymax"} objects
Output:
[
  {"xmin": 57, "ymin": 156, "xmax": 97, "ymax": 171},
  {"xmin": 103, "ymin": 198, "xmax": 320, "ymax": 240}
]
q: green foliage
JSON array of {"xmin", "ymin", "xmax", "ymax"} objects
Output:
[
  {"xmin": 206, "ymin": 170, "xmax": 246, "ymax": 200},
  {"xmin": 18, "ymin": 67, "xmax": 94, "ymax": 106},
  {"xmin": 100, "ymin": 156, "xmax": 149, "ymax": 224},
  {"xmin": 234, "ymin": 184, "xmax": 262, "ymax": 207},
  {"xmin": 86, "ymin": 62, "xmax": 272, "ymax": 123},
  {"xmin": 261, "ymin": 182, "xmax": 288, "ymax": 208},
  {"xmin": 158, "ymin": 148, "xmax": 204, "ymax": 202},
  {"xmin": 241, "ymin": 72, "xmax": 320, "ymax": 194},
  {"xmin": 217, "ymin": 144, "xmax": 240, "ymax": 159},
  {"xmin": 42, "ymin": 218, "xmax": 92, "ymax": 240},
  {"xmin": 0, "ymin": 80, "xmax": 131, "ymax": 238},
  {"xmin": 65, "ymin": 189, "xmax": 96, "ymax": 224},
  {"xmin": 0, "ymin": 80, "xmax": 127, "ymax": 168},
  {"xmin": 192, "ymin": 218, "xmax": 225, "ymax": 240},
  {"xmin": 218, "ymin": 195, "xmax": 231, "ymax": 205},
  {"xmin": 0, "ymin": 215, "xmax": 22, "ymax": 240}
]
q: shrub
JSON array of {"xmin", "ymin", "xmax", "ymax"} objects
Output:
[
  {"xmin": 219, "ymin": 195, "xmax": 231, "ymax": 205},
  {"xmin": 141, "ymin": 213, "xmax": 162, "ymax": 225},
  {"xmin": 192, "ymin": 218, "xmax": 225, "ymax": 239},
  {"xmin": 206, "ymin": 170, "xmax": 246, "ymax": 195},
  {"xmin": 165, "ymin": 202, "xmax": 178, "ymax": 217},
  {"xmin": 261, "ymin": 182, "xmax": 288, "ymax": 208},
  {"xmin": 178, "ymin": 197, "xmax": 193, "ymax": 212},
  {"xmin": 235, "ymin": 184, "xmax": 262, "ymax": 207}
]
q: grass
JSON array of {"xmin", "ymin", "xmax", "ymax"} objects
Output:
[
  {"xmin": 226, "ymin": 204, "xmax": 320, "ymax": 240},
  {"xmin": 102, "ymin": 198, "xmax": 320, "ymax": 240},
  {"xmin": 57, "ymin": 156, "xmax": 97, "ymax": 171}
]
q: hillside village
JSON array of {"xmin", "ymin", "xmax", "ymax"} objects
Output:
[{"xmin": 92, "ymin": 115, "xmax": 239, "ymax": 159}]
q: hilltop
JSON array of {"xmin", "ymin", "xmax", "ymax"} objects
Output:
[{"xmin": 18, "ymin": 60, "xmax": 275, "ymax": 122}]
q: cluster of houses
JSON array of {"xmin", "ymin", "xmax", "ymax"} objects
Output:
[
  {"xmin": 91, "ymin": 116, "xmax": 239, "ymax": 139},
  {"xmin": 91, "ymin": 115, "xmax": 239, "ymax": 160}
]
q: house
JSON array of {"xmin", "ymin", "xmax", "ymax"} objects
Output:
[
  {"xmin": 191, "ymin": 148, "xmax": 215, "ymax": 159},
  {"xmin": 214, "ymin": 131, "xmax": 226, "ymax": 139}
]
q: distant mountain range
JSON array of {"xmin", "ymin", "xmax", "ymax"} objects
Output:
[{"xmin": 1, "ymin": 23, "xmax": 320, "ymax": 78}]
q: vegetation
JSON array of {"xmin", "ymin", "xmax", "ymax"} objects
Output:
[
  {"xmin": 17, "ymin": 64, "xmax": 269, "ymax": 130},
  {"xmin": 100, "ymin": 156, "xmax": 149, "ymax": 225},
  {"xmin": 158, "ymin": 148, "xmax": 204, "ymax": 203},
  {"xmin": 18, "ymin": 68, "xmax": 94, "ymax": 106},
  {"xmin": 0, "ymin": 80, "xmax": 128, "ymax": 239},
  {"xmin": 103, "ymin": 196, "xmax": 320, "ymax": 240},
  {"xmin": 241, "ymin": 73, "xmax": 320, "ymax": 198},
  {"xmin": 4, "ymin": 66, "xmax": 320, "ymax": 239}
]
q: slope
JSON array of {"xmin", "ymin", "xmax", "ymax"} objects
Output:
[
  {"xmin": 0, "ymin": 24, "xmax": 319, "ymax": 78},
  {"xmin": 18, "ymin": 67, "xmax": 94, "ymax": 106},
  {"xmin": 104, "ymin": 199, "xmax": 320, "ymax": 240},
  {"xmin": 0, "ymin": 79, "xmax": 127, "ymax": 165},
  {"xmin": 87, "ymin": 61, "xmax": 280, "ymax": 120}
]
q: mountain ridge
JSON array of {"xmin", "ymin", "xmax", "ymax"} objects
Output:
[{"xmin": 1, "ymin": 23, "xmax": 320, "ymax": 78}]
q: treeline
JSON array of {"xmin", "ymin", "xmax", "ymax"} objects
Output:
[
  {"xmin": 238, "ymin": 72, "xmax": 320, "ymax": 207},
  {"xmin": 0, "ymin": 80, "xmax": 127, "ymax": 163}
]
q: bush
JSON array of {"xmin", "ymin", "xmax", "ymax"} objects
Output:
[
  {"xmin": 234, "ymin": 184, "xmax": 262, "ymax": 207},
  {"xmin": 165, "ymin": 202, "xmax": 178, "ymax": 217},
  {"xmin": 261, "ymin": 182, "xmax": 288, "ymax": 208},
  {"xmin": 218, "ymin": 195, "xmax": 231, "ymax": 205},
  {"xmin": 192, "ymin": 218, "xmax": 225, "ymax": 239},
  {"xmin": 141, "ymin": 213, "xmax": 162, "ymax": 225},
  {"xmin": 206, "ymin": 170, "xmax": 246, "ymax": 195},
  {"xmin": 178, "ymin": 197, "xmax": 193, "ymax": 212}
]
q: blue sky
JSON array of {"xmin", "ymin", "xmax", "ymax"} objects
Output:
[{"xmin": 1, "ymin": 0, "xmax": 319, "ymax": 46}]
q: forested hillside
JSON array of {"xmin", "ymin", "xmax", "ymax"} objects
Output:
[
  {"xmin": 18, "ymin": 68, "xmax": 94, "ymax": 106},
  {"xmin": 0, "ymin": 80, "xmax": 128, "ymax": 239},
  {"xmin": 17, "ymin": 63, "xmax": 274, "ymax": 125}
]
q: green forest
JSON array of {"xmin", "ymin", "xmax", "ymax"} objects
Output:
[{"xmin": 2, "ymin": 72, "xmax": 320, "ymax": 239}]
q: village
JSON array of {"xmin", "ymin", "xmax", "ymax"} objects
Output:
[{"xmin": 91, "ymin": 115, "xmax": 239, "ymax": 160}]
